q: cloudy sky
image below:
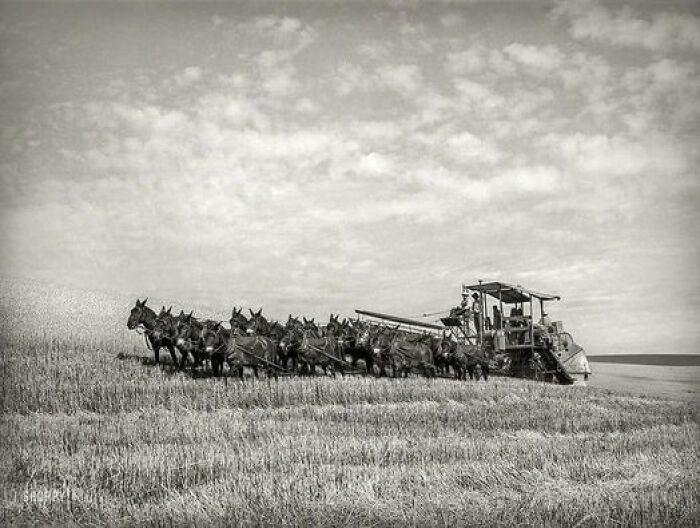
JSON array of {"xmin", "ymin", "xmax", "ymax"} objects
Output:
[{"xmin": 1, "ymin": 0, "xmax": 698, "ymax": 355}]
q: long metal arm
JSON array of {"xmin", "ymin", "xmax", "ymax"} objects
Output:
[{"xmin": 354, "ymin": 309, "xmax": 444, "ymax": 330}]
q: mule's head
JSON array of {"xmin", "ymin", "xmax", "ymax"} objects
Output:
[
  {"xmin": 246, "ymin": 308, "xmax": 267, "ymax": 335},
  {"xmin": 325, "ymin": 314, "xmax": 343, "ymax": 337},
  {"xmin": 151, "ymin": 306, "xmax": 174, "ymax": 341},
  {"xmin": 229, "ymin": 307, "xmax": 248, "ymax": 334},
  {"xmin": 286, "ymin": 314, "xmax": 301, "ymax": 331},
  {"xmin": 201, "ymin": 321, "xmax": 223, "ymax": 355},
  {"xmin": 435, "ymin": 338, "xmax": 452, "ymax": 362},
  {"xmin": 372, "ymin": 326, "xmax": 394, "ymax": 358},
  {"xmin": 127, "ymin": 298, "xmax": 149, "ymax": 329},
  {"xmin": 302, "ymin": 317, "xmax": 320, "ymax": 337},
  {"xmin": 175, "ymin": 311, "xmax": 195, "ymax": 347},
  {"xmin": 279, "ymin": 328, "xmax": 297, "ymax": 353}
]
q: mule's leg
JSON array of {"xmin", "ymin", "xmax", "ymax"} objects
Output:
[
  {"xmin": 151, "ymin": 339, "xmax": 160, "ymax": 364},
  {"xmin": 167, "ymin": 344, "xmax": 178, "ymax": 366},
  {"xmin": 467, "ymin": 365, "xmax": 475, "ymax": 380},
  {"xmin": 482, "ymin": 364, "xmax": 489, "ymax": 381},
  {"xmin": 179, "ymin": 350, "xmax": 188, "ymax": 370},
  {"xmin": 366, "ymin": 355, "xmax": 374, "ymax": 375}
]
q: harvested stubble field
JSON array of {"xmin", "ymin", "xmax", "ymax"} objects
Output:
[{"xmin": 0, "ymin": 282, "xmax": 698, "ymax": 527}]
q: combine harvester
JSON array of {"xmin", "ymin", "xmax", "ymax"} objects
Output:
[{"xmin": 357, "ymin": 280, "xmax": 591, "ymax": 385}]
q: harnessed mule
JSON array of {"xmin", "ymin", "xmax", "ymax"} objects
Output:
[
  {"xmin": 225, "ymin": 332, "xmax": 280, "ymax": 379},
  {"xmin": 373, "ymin": 328, "xmax": 435, "ymax": 378},
  {"xmin": 438, "ymin": 340, "xmax": 489, "ymax": 380},
  {"xmin": 339, "ymin": 320, "xmax": 375, "ymax": 375},
  {"xmin": 200, "ymin": 321, "xmax": 230, "ymax": 377},
  {"xmin": 299, "ymin": 328, "xmax": 346, "ymax": 377},
  {"xmin": 174, "ymin": 312, "xmax": 210, "ymax": 373},
  {"xmin": 127, "ymin": 299, "xmax": 179, "ymax": 366}
]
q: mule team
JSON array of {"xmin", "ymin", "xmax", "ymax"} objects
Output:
[{"xmin": 127, "ymin": 299, "xmax": 490, "ymax": 380}]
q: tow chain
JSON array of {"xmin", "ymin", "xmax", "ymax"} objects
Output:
[
  {"xmin": 304, "ymin": 340, "xmax": 353, "ymax": 367},
  {"xmin": 230, "ymin": 340, "xmax": 288, "ymax": 371}
]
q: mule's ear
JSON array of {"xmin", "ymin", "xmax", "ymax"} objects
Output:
[
  {"xmin": 167, "ymin": 306, "xmax": 172, "ymax": 313},
  {"xmin": 249, "ymin": 308, "xmax": 255, "ymax": 317},
  {"xmin": 143, "ymin": 297, "xmax": 148, "ymax": 305},
  {"xmin": 257, "ymin": 307, "xmax": 263, "ymax": 316}
]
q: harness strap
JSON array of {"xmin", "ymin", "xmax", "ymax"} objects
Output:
[
  {"xmin": 136, "ymin": 324, "xmax": 154, "ymax": 350},
  {"xmin": 230, "ymin": 341, "xmax": 288, "ymax": 371}
]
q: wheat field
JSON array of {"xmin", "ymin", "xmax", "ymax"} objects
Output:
[{"xmin": 0, "ymin": 281, "xmax": 698, "ymax": 527}]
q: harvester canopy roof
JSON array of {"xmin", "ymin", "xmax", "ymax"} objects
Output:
[{"xmin": 462, "ymin": 282, "xmax": 561, "ymax": 304}]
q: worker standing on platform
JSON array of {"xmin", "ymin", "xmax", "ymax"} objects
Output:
[
  {"xmin": 471, "ymin": 292, "xmax": 482, "ymax": 339},
  {"xmin": 449, "ymin": 294, "xmax": 469, "ymax": 318}
]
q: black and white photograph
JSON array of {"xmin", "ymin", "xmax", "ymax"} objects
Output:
[{"xmin": 1, "ymin": 0, "xmax": 698, "ymax": 526}]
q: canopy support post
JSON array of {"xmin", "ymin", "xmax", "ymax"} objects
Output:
[{"xmin": 498, "ymin": 284, "xmax": 504, "ymax": 330}]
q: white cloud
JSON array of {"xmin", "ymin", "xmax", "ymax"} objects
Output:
[
  {"xmin": 351, "ymin": 120, "xmax": 402, "ymax": 142},
  {"xmin": 555, "ymin": 0, "xmax": 700, "ymax": 52},
  {"xmin": 335, "ymin": 61, "xmax": 364, "ymax": 96},
  {"xmin": 376, "ymin": 63, "xmax": 423, "ymax": 94},
  {"xmin": 455, "ymin": 166, "xmax": 561, "ymax": 202},
  {"xmin": 249, "ymin": 15, "xmax": 316, "ymax": 54},
  {"xmin": 503, "ymin": 43, "xmax": 564, "ymax": 71},
  {"xmin": 357, "ymin": 152, "xmax": 395, "ymax": 175},
  {"xmin": 174, "ymin": 66, "xmax": 202, "ymax": 86},
  {"xmin": 255, "ymin": 50, "xmax": 301, "ymax": 97},
  {"xmin": 537, "ymin": 132, "xmax": 688, "ymax": 178},
  {"xmin": 334, "ymin": 62, "xmax": 424, "ymax": 98},
  {"xmin": 445, "ymin": 131, "xmax": 502, "ymax": 165},
  {"xmin": 446, "ymin": 45, "xmax": 516, "ymax": 76}
]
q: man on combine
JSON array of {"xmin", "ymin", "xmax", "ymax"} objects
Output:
[
  {"xmin": 450, "ymin": 294, "xmax": 470, "ymax": 317},
  {"xmin": 471, "ymin": 292, "xmax": 482, "ymax": 338}
]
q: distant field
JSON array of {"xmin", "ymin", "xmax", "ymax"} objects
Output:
[
  {"xmin": 588, "ymin": 354, "xmax": 700, "ymax": 366},
  {"xmin": 1, "ymin": 278, "xmax": 699, "ymax": 527}
]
